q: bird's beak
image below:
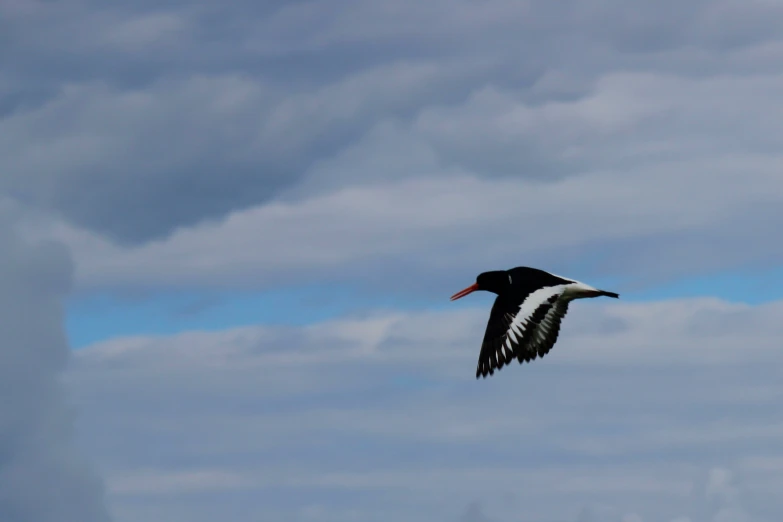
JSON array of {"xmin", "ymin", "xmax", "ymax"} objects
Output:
[{"xmin": 450, "ymin": 282, "xmax": 479, "ymax": 301}]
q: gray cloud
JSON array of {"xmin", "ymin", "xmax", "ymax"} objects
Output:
[
  {"xmin": 4, "ymin": 0, "xmax": 783, "ymax": 243},
  {"xmin": 459, "ymin": 502, "xmax": 494, "ymax": 522},
  {"xmin": 8, "ymin": 42, "xmax": 783, "ymax": 296},
  {"xmin": 31, "ymin": 144, "xmax": 783, "ymax": 295},
  {"xmin": 66, "ymin": 297, "xmax": 783, "ymax": 521},
  {"xmin": 7, "ymin": 4, "xmax": 783, "ymax": 522},
  {"xmin": 0, "ymin": 211, "xmax": 110, "ymax": 521}
]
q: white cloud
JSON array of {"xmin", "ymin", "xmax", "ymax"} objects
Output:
[
  {"xmin": 24, "ymin": 164, "xmax": 783, "ymax": 294},
  {"xmin": 8, "ymin": 64, "xmax": 782, "ymax": 293},
  {"xmin": 6, "ymin": 0, "xmax": 783, "ymax": 245},
  {"xmin": 66, "ymin": 297, "xmax": 783, "ymax": 521},
  {"xmin": 5, "ymin": 2, "xmax": 783, "ymax": 522}
]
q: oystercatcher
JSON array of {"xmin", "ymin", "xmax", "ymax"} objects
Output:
[{"xmin": 450, "ymin": 267, "xmax": 619, "ymax": 379}]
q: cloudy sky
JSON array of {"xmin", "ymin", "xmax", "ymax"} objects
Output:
[{"xmin": 3, "ymin": 0, "xmax": 783, "ymax": 521}]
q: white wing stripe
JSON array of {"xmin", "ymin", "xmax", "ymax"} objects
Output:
[{"xmin": 507, "ymin": 284, "xmax": 568, "ymax": 339}]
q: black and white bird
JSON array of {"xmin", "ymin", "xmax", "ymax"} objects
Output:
[{"xmin": 450, "ymin": 266, "xmax": 619, "ymax": 379}]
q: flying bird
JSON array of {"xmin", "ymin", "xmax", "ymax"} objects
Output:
[{"xmin": 450, "ymin": 266, "xmax": 619, "ymax": 379}]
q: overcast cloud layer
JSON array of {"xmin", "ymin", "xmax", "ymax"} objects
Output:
[
  {"xmin": 68, "ymin": 297, "xmax": 783, "ymax": 522},
  {"xmin": 5, "ymin": 0, "xmax": 783, "ymax": 298},
  {"xmin": 4, "ymin": 0, "xmax": 783, "ymax": 521}
]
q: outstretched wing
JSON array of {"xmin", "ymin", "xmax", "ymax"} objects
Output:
[
  {"xmin": 521, "ymin": 299, "xmax": 570, "ymax": 362},
  {"xmin": 476, "ymin": 285, "xmax": 567, "ymax": 379},
  {"xmin": 475, "ymin": 297, "xmax": 518, "ymax": 379}
]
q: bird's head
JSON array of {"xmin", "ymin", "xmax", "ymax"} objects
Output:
[{"xmin": 450, "ymin": 270, "xmax": 509, "ymax": 301}]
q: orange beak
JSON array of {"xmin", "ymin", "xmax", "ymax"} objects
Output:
[{"xmin": 450, "ymin": 282, "xmax": 479, "ymax": 301}]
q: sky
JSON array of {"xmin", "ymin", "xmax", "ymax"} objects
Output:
[{"xmin": 2, "ymin": 0, "xmax": 783, "ymax": 521}]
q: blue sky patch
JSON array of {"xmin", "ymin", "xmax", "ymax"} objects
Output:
[{"xmin": 65, "ymin": 264, "xmax": 783, "ymax": 348}]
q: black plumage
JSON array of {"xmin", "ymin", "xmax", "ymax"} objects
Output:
[{"xmin": 450, "ymin": 266, "xmax": 619, "ymax": 379}]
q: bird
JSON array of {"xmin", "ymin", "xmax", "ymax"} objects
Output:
[{"xmin": 450, "ymin": 266, "xmax": 619, "ymax": 379}]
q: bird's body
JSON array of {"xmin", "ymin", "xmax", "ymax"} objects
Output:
[{"xmin": 450, "ymin": 266, "xmax": 619, "ymax": 379}]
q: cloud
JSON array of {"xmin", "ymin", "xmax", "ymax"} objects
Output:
[
  {"xmin": 459, "ymin": 502, "xmax": 494, "ymax": 522},
  {"xmin": 65, "ymin": 297, "xmax": 783, "ymax": 521},
  {"xmin": 5, "ymin": 0, "xmax": 783, "ymax": 244},
  {"xmin": 5, "ymin": 57, "xmax": 781, "ymax": 298},
  {"xmin": 5, "ymin": 2, "xmax": 783, "ymax": 522},
  {"xmin": 0, "ymin": 210, "xmax": 110, "ymax": 521},
  {"xmin": 706, "ymin": 468, "xmax": 751, "ymax": 522},
  {"xmin": 28, "ymin": 148, "xmax": 783, "ymax": 295}
]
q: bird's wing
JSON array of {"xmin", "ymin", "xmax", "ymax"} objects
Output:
[
  {"xmin": 476, "ymin": 285, "xmax": 567, "ymax": 379},
  {"xmin": 522, "ymin": 299, "xmax": 570, "ymax": 362}
]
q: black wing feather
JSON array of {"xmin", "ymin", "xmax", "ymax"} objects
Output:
[
  {"xmin": 475, "ymin": 297, "xmax": 514, "ymax": 378},
  {"xmin": 475, "ymin": 291, "xmax": 561, "ymax": 379},
  {"xmin": 528, "ymin": 300, "xmax": 570, "ymax": 359}
]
